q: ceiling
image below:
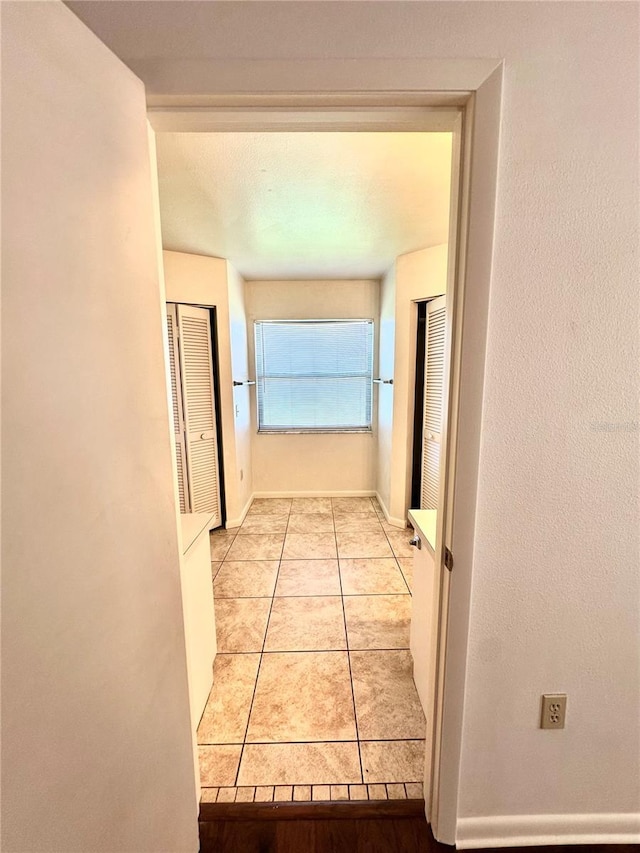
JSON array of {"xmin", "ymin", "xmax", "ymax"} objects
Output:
[{"xmin": 156, "ymin": 131, "xmax": 452, "ymax": 280}]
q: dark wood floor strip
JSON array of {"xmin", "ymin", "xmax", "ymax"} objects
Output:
[
  {"xmin": 199, "ymin": 816, "xmax": 434, "ymax": 853},
  {"xmin": 199, "ymin": 797, "xmax": 425, "ymax": 822}
]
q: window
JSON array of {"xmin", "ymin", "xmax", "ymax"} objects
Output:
[{"xmin": 254, "ymin": 320, "xmax": 374, "ymax": 432}]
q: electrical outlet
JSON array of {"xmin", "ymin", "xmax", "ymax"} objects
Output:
[{"xmin": 540, "ymin": 694, "xmax": 567, "ymax": 729}]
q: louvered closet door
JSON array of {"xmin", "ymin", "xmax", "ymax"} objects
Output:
[
  {"xmin": 420, "ymin": 296, "xmax": 447, "ymax": 510},
  {"xmin": 176, "ymin": 304, "xmax": 222, "ymax": 523},
  {"xmin": 166, "ymin": 305, "xmax": 190, "ymax": 512}
]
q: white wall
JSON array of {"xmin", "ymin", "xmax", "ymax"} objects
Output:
[
  {"xmin": 127, "ymin": 3, "xmax": 640, "ymax": 844},
  {"xmin": 376, "ymin": 264, "xmax": 396, "ymax": 513},
  {"xmin": 163, "ymin": 250, "xmax": 252, "ymax": 526},
  {"xmin": 226, "ymin": 261, "xmax": 253, "ymax": 515},
  {"xmin": 246, "ymin": 279, "xmax": 379, "ymax": 495},
  {"xmin": 1, "ymin": 4, "xmax": 197, "ymax": 851},
  {"xmin": 380, "ymin": 245, "xmax": 449, "ymax": 525},
  {"xmin": 17, "ymin": 1, "xmax": 640, "ymax": 847}
]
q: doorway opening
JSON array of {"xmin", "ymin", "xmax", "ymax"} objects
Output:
[{"xmin": 151, "ymin": 98, "xmax": 481, "ymax": 844}]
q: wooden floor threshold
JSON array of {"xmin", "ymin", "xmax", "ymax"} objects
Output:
[{"xmin": 199, "ymin": 797, "xmax": 425, "ymax": 822}]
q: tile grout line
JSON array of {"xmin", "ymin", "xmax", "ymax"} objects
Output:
[
  {"xmin": 232, "ymin": 499, "xmax": 289, "ymax": 787},
  {"xmin": 378, "ymin": 512, "xmax": 413, "ymax": 595},
  {"xmin": 209, "ymin": 497, "xmax": 420, "ymax": 800},
  {"xmin": 335, "ymin": 499, "xmax": 365, "ymax": 787}
]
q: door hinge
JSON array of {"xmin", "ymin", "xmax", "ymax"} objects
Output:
[{"xmin": 444, "ymin": 546, "xmax": 453, "ymax": 572}]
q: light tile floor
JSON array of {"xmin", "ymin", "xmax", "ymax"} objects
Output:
[{"xmin": 199, "ymin": 496, "xmax": 425, "ymax": 804}]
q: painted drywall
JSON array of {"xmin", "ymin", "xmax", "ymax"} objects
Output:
[
  {"xmin": 246, "ymin": 279, "xmax": 379, "ymax": 494},
  {"xmin": 21, "ymin": 1, "xmax": 640, "ymax": 846},
  {"xmin": 391, "ymin": 245, "xmax": 449, "ymax": 522},
  {"xmin": 376, "ymin": 245, "xmax": 448, "ymax": 525},
  {"xmin": 155, "ymin": 131, "xmax": 452, "ymax": 279},
  {"xmin": 1, "ymin": 4, "xmax": 198, "ymax": 851},
  {"xmin": 163, "ymin": 250, "xmax": 252, "ymax": 526},
  {"xmin": 376, "ymin": 264, "xmax": 396, "ymax": 514},
  {"xmin": 226, "ymin": 261, "xmax": 253, "ymax": 514}
]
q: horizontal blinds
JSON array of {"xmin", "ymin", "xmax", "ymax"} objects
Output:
[{"xmin": 255, "ymin": 320, "xmax": 373, "ymax": 430}]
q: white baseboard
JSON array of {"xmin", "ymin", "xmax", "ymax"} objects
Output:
[
  {"xmin": 252, "ymin": 490, "xmax": 377, "ymax": 498},
  {"xmin": 374, "ymin": 491, "xmax": 408, "ymax": 529},
  {"xmin": 456, "ymin": 812, "xmax": 640, "ymax": 849},
  {"xmin": 225, "ymin": 493, "xmax": 254, "ymax": 529}
]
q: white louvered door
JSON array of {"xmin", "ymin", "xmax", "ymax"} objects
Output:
[
  {"xmin": 166, "ymin": 305, "xmax": 190, "ymax": 512},
  {"xmin": 420, "ymin": 296, "xmax": 447, "ymax": 510},
  {"xmin": 175, "ymin": 304, "xmax": 222, "ymax": 523}
]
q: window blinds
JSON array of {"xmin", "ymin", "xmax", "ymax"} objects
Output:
[{"xmin": 254, "ymin": 320, "xmax": 374, "ymax": 431}]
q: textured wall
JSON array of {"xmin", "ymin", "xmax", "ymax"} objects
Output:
[
  {"xmin": 246, "ymin": 279, "xmax": 380, "ymax": 495},
  {"xmin": 1, "ymin": 4, "xmax": 198, "ymax": 851},
  {"xmin": 376, "ymin": 264, "xmax": 396, "ymax": 513},
  {"xmin": 38, "ymin": 0, "xmax": 640, "ymax": 843},
  {"xmin": 163, "ymin": 250, "xmax": 252, "ymax": 525}
]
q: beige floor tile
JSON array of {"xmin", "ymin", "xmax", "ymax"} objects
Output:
[
  {"xmin": 360, "ymin": 740, "xmax": 425, "ymax": 784},
  {"xmin": 225, "ymin": 534, "xmax": 285, "ymax": 561},
  {"xmin": 282, "ymin": 532, "xmax": 337, "ymax": 560},
  {"xmin": 396, "ymin": 558, "xmax": 413, "ymax": 593},
  {"xmin": 254, "ymin": 786, "xmax": 275, "ymax": 802},
  {"xmin": 405, "ymin": 782, "xmax": 424, "ymax": 799},
  {"xmin": 213, "ymin": 560, "xmax": 279, "ymax": 598},
  {"xmin": 350, "ymin": 650, "xmax": 425, "ymax": 740},
  {"xmin": 349, "ymin": 784, "xmax": 369, "ymax": 800},
  {"xmin": 339, "ymin": 558, "xmax": 409, "ymax": 595},
  {"xmin": 332, "ymin": 497, "xmax": 376, "ymax": 514},
  {"xmin": 210, "ymin": 534, "xmax": 236, "ymax": 561},
  {"xmin": 197, "ymin": 653, "xmax": 261, "ymax": 744},
  {"xmin": 330, "ymin": 784, "xmax": 349, "ymax": 800},
  {"xmin": 291, "ymin": 498, "xmax": 332, "ymax": 513},
  {"xmin": 313, "ymin": 784, "xmax": 331, "ymax": 800},
  {"xmin": 216, "ymin": 787, "xmax": 236, "ymax": 803},
  {"xmin": 333, "ymin": 514, "xmax": 383, "ymax": 532},
  {"xmin": 200, "ymin": 788, "xmax": 219, "ymax": 803},
  {"xmin": 335, "ymin": 530, "xmax": 394, "ymax": 559},
  {"xmin": 287, "ymin": 513, "xmax": 334, "ymax": 533},
  {"xmin": 237, "ymin": 742, "xmax": 362, "ymax": 786},
  {"xmin": 293, "ymin": 785, "xmax": 311, "ymax": 801},
  {"xmin": 235, "ymin": 786, "xmax": 255, "ymax": 802},
  {"xmin": 248, "ymin": 498, "xmax": 292, "ymax": 515},
  {"xmin": 246, "ymin": 651, "xmax": 356, "ymax": 741},
  {"xmin": 273, "ymin": 786, "xmax": 293, "ymax": 802},
  {"xmin": 343, "ymin": 594, "xmax": 411, "ymax": 650},
  {"xmin": 214, "ymin": 598, "xmax": 271, "ymax": 653},
  {"xmin": 367, "ymin": 784, "xmax": 387, "ymax": 800},
  {"xmin": 379, "ymin": 518, "xmax": 403, "ymax": 533},
  {"xmin": 387, "ymin": 783, "xmax": 407, "ymax": 799},
  {"xmin": 385, "ymin": 530, "xmax": 416, "ymax": 559},
  {"xmin": 275, "ymin": 559, "xmax": 341, "ymax": 596},
  {"xmin": 211, "ymin": 561, "xmax": 222, "ymax": 580},
  {"xmin": 198, "ymin": 745, "xmax": 242, "ymax": 787},
  {"xmin": 238, "ymin": 514, "xmax": 289, "ymax": 535},
  {"xmin": 264, "ymin": 597, "xmax": 346, "ymax": 651}
]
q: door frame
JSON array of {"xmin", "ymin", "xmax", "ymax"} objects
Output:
[{"xmin": 148, "ymin": 69, "xmax": 502, "ymax": 844}]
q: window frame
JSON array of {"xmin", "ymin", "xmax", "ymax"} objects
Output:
[{"xmin": 254, "ymin": 318, "xmax": 375, "ymax": 435}]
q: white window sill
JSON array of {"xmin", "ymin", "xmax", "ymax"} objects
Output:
[{"xmin": 257, "ymin": 428, "xmax": 373, "ymax": 435}]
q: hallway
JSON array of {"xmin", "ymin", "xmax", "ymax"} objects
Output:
[{"xmin": 199, "ymin": 496, "xmax": 425, "ymax": 804}]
